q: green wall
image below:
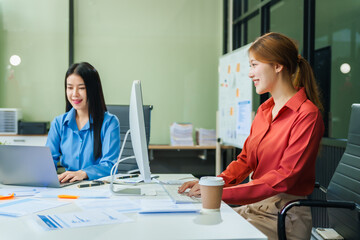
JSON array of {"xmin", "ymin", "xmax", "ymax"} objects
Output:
[{"xmin": 0, "ymin": 0, "xmax": 223, "ymax": 144}]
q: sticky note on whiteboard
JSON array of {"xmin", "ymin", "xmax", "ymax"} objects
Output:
[{"xmin": 236, "ymin": 63, "xmax": 240, "ymax": 72}]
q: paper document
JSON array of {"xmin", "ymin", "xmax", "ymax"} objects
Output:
[
  {"xmin": 236, "ymin": 100, "xmax": 251, "ymax": 135},
  {"xmin": 76, "ymin": 198, "xmax": 141, "ymax": 212},
  {"xmin": 36, "ymin": 209, "xmax": 134, "ymax": 230},
  {"xmin": 0, "ymin": 187, "xmax": 45, "ymax": 197},
  {"xmin": 35, "ymin": 188, "xmax": 111, "ymax": 199},
  {"xmin": 139, "ymin": 199, "xmax": 201, "ymax": 214},
  {"xmin": 0, "ymin": 198, "xmax": 69, "ymax": 217}
]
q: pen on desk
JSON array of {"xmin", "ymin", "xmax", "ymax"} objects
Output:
[
  {"xmin": 0, "ymin": 193, "xmax": 15, "ymax": 200},
  {"xmin": 58, "ymin": 194, "xmax": 79, "ymax": 199},
  {"xmin": 77, "ymin": 181, "xmax": 106, "ymax": 188},
  {"xmin": 117, "ymin": 174, "xmax": 139, "ymax": 179}
]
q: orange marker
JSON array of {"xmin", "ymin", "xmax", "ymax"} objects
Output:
[
  {"xmin": 227, "ymin": 65, "xmax": 231, "ymax": 74},
  {"xmin": 230, "ymin": 107, "xmax": 234, "ymax": 116},
  {"xmin": 0, "ymin": 193, "xmax": 15, "ymax": 200},
  {"xmin": 58, "ymin": 194, "xmax": 79, "ymax": 199},
  {"xmin": 236, "ymin": 88, "xmax": 240, "ymax": 97}
]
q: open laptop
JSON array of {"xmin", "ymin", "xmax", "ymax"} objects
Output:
[{"xmin": 0, "ymin": 145, "xmax": 79, "ymax": 188}]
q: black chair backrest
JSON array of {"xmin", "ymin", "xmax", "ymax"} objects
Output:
[
  {"xmin": 327, "ymin": 104, "xmax": 360, "ymax": 239},
  {"xmin": 107, "ymin": 104, "xmax": 152, "ymax": 173}
]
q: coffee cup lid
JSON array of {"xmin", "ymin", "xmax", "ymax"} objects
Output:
[{"xmin": 199, "ymin": 177, "xmax": 224, "ymax": 186}]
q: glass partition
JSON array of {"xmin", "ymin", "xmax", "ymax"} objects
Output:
[
  {"xmin": 0, "ymin": 0, "xmax": 222, "ymax": 144},
  {"xmin": 270, "ymin": 0, "xmax": 304, "ymax": 51},
  {"xmin": 316, "ymin": 0, "xmax": 360, "ymax": 138},
  {"xmin": 0, "ymin": 0, "xmax": 68, "ymax": 121}
]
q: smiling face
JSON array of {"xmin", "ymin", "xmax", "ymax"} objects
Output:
[
  {"xmin": 66, "ymin": 74, "xmax": 88, "ymax": 113},
  {"xmin": 248, "ymin": 52, "xmax": 278, "ymax": 95}
]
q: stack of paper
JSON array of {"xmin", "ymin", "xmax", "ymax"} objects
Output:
[
  {"xmin": 170, "ymin": 122, "xmax": 194, "ymax": 146},
  {"xmin": 196, "ymin": 128, "xmax": 216, "ymax": 146}
]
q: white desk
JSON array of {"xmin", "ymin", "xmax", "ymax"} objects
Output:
[{"xmin": 0, "ymin": 174, "xmax": 267, "ymax": 240}]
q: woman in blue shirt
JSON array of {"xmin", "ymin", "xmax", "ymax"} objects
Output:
[{"xmin": 46, "ymin": 62, "xmax": 120, "ymax": 183}]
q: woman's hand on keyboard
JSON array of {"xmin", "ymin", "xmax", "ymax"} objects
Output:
[
  {"xmin": 58, "ymin": 170, "xmax": 88, "ymax": 183},
  {"xmin": 178, "ymin": 180, "xmax": 200, "ymax": 197}
]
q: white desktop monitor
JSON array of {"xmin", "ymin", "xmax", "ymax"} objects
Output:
[{"xmin": 129, "ymin": 80, "xmax": 152, "ymax": 183}]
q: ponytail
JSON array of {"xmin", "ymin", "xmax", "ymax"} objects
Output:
[{"xmin": 293, "ymin": 56, "xmax": 323, "ymax": 112}]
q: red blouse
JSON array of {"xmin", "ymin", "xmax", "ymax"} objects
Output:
[{"xmin": 219, "ymin": 88, "xmax": 324, "ymax": 205}]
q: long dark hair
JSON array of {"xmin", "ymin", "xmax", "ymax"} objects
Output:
[
  {"xmin": 249, "ymin": 32, "xmax": 323, "ymax": 111},
  {"xmin": 65, "ymin": 62, "xmax": 107, "ymax": 159}
]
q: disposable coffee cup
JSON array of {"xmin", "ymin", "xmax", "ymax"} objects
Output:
[{"xmin": 199, "ymin": 176, "xmax": 225, "ymax": 211}]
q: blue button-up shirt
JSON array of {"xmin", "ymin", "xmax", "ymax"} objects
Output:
[{"xmin": 46, "ymin": 108, "xmax": 120, "ymax": 180}]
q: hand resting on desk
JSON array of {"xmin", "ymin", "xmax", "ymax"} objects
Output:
[
  {"xmin": 58, "ymin": 170, "xmax": 88, "ymax": 183},
  {"xmin": 178, "ymin": 180, "xmax": 200, "ymax": 197}
]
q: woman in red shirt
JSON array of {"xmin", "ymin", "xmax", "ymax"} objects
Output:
[{"xmin": 179, "ymin": 32, "xmax": 324, "ymax": 240}]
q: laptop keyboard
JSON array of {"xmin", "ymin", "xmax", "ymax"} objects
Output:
[
  {"xmin": 162, "ymin": 184, "xmax": 201, "ymax": 204},
  {"xmin": 59, "ymin": 181, "xmax": 80, "ymax": 188}
]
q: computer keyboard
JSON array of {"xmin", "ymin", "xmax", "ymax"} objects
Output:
[{"xmin": 162, "ymin": 184, "xmax": 201, "ymax": 204}]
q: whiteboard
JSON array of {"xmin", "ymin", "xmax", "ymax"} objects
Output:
[{"xmin": 218, "ymin": 43, "xmax": 253, "ymax": 149}]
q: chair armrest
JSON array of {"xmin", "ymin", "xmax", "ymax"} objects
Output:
[
  {"xmin": 277, "ymin": 199, "xmax": 358, "ymax": 240},
  {"xmin": 314, "ymin": 181, "xmax": 327, "ymax": 193}
]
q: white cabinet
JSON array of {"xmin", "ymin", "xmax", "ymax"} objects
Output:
[{"xmin": 0, "ymin": 135, "xmax": 47, "ymax": 146}]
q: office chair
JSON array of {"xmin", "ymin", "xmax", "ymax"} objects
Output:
[
  {"xmin": 107, "ymin": 105, "xmax": 153, "ymax": 173},
  {"xmin": 278, "ymin": 104, "xmax": 360, "ymax": 240}
]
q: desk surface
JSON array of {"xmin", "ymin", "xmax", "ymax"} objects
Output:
[{"xmin": 0, "ymin": 174, "xmax": 266, "ymax": 240}]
